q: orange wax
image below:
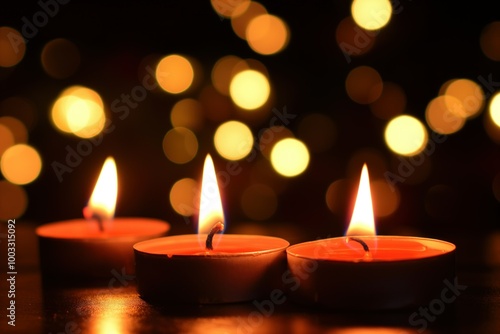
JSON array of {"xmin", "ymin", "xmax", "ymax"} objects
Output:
[
  {"xmin": 134, "ymin": 235, "xmax": 289, "ymax": 304},
  {"xmin": 36, "ymin": 218, "xmax": 170, "ymax": 282},
  {"xmin": 286, "ymin": 236, "xmax": 456, "ymax": 310}
]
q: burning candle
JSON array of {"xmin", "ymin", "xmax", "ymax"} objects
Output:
[
  {"xmin": 134, "ymin": 154, "xmax": 289, "ymax": 304},
  {"xmin": 36, "ymin": 157, "xmax": 170, "ymax": 282},
  {"xmin": 286, "ymin": 164, "xmax": 456, "ymax": 310}
]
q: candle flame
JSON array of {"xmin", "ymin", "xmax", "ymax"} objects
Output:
[
  {"xmin": 84, "ymin": 157, "xmax": 118, "ymax": 224},
  {"xmin": 346, "ymin": 164, "xmax": 376, "ymax": 236},
  {"xmin": 198, "ymin": 154, "xmax": 225, "ymax": 237}
]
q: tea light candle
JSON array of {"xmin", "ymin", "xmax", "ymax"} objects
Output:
[
  {"xmin": 286, "ymin": 164, "xmax": 456, "ymax": 310},
  {"xmin": 36, "ymin": 157, "xmax": 170, "ymax": 281},
  {"xmin": 134, "ymin": 154, "xmax": 289, "ymax": 304}
]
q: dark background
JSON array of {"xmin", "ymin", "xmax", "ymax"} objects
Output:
[{"xmin": 1, "ymin": 0, "xmax": 499, "ymax": 242}]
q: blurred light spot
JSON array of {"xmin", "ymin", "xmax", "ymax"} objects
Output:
[
  {"xmin": 230, "ymin": 70, "xmax": 270, "ymax": 110},
  {"xmin": 211, "ymin": 0, "xmax": 250, "ymax": 18},
  {"xmin": 241, "ymin": 184, "xmax": 277, "ymax": 220},
  {"xmin": 214, "ymin": 120, "xmax": 253, "ymax": 160},
  {"xmin": 199, "ymin": 85, "xmax": 233, "ymax": 122},
  {"xmin": 0, "ymin": 124, "xmax": 14, "ymax": 156},
  {"xmin": 346, "ymin": 66, "xmax": 383, "ymax": 104},
  {"xmin": 351, "ymin": 0, "xmax": 392, "ymax": 31},
  {"xmin": 480, "ymin": 21, "xmax": 500, "ymax": 61},
  {"xmin": 41, "ymin": 38, "xmax": 80, "ymax": 79},
  {"xmin": 444, "ymin": 79, "xmax": 484, "ymax": 118},
  {"xmin": 425, "ymin": 95, "xmax": 466, "ymax": 134},
  {"xmin": 170, "ymin": 98, "xmax": 204, "ymax": 131},
  {"xmin": 231, "ymin": 1, "xmax": 268, "ymax": 40},
  {"xmin": 336, "ymin": 16, "xmax": 376, "ymax": 57},
  {"xmin": 347, "ymin": 148, "xmax": 387, "ymax": 179},
  {"xmin": 385, "ymin": 115, "xmax": 428, "ymax": 156},
  {"xmin": 371, "ymin": 179, "xmax": 400, "ymax": 218},
  {"xmin": 425, "ymin": 185, "xmax": 457, "ymax": 221},
  {"xmin": 0, "ymin": 96, "xmax": 37, "ymax": 130},
  {"xmin": 0, "ymin": 181, "xmax": 27, "ymax": 219},
  {"xmin": 270, "ymin": 138, "xmax": 309, "ymax": 177},
  {"xmin": 259, "ymin": 126, "xmax": 294, "ymax": 159},
  {"xmin": 0, "ymin": 27, "xmax": 25, "ymax": 67},
  {"xmin": 370, "ymin": 82, "xmax": 406, "ymax": 120},
  {"xmin": 1, "ymin": 144, "xmax": 42, "ymax": 185},
  {"xmin": 326, "ymin": 179, "xmax": 354, "ymax": 216},
  {"xmin": 50, "ymin": 86, "xmax": 106, "ymax": 138},
  {"xmin": 489, "ymin": 92, "xmax": 500, "ymax": 127},
  {"xmin": 483, "ymin": 109, "xmax": 500, "ymax": 143},
  {"xmin": 169, "ymin": 178, "xmax": 198, "ymax": 216},
  {"xmin": 211, "ymin": 55, "xmax": 243, "ymax": 96},
  {"xmin": 298, "ymin": 113, "xmax": 336, "ymax": 153},
  {"xmin": 493, "ymin": 172, "xmax": 500, "ymax": 202},
  {"xmin": 162, "ymin": 127, "xmax": 198, "ymax": 164},
  {"xmin": 156, "ymin": 54, "xmax": 194, "ymax": 94},
  {"xmin": 0, "ymin": 116, "xmax": 28, "ymax": 143},
  {"xmin": 246, "ymin": 14, "xmax": 289, "ymax": 55}
]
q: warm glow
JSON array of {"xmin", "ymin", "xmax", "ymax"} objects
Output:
[
  {"xmin": 41, "ymin": 38, "xmax": 80, "ymax": 79},
  {"xmin": 489, "ymin": 92, "xmax": 500, "ymax": 127},
  {"xmin": 214, "ymin": 120, "xmax": 253, "ymax": 160},
  {"xmin": 171, "ymin": 98, "xmax": 204, "ymax": 131},
  {"xmin": 0, "ymin": 144, "xmax": 42, "ymax": 185},
  {"xmin": 425, "ymin": 95, "xmax": 466, "ymax": 134},
  {"xmin": 246, "ymin": 14, "xmax": 289, "ymax": 55},
  {"xmin": 162, "ymin": 127, "xmax": 199, "ymax": 164},
  {"xmin": 156, "ymin": 54, "xmax": 194, "ymax": 94},
  {"xmin": 385, "ymin": 115, "xmax": 428, "ymax": 156},
  {"xmin": 270, "ymin": 138, "xmax": 310, "ymax": 177},
  {"xmin": 211, "ymin": 55, "xmax": 243, "ymax": 95},
  {"xmin": 198, "ymin": 155, "xmax": 225, "ymax": 237},
  {"xmin": 480, "ymin": 21, "xmax": 500, "ymax": 61},
  {"xmin": 346, "ymin": 164, "xmax": 375, "ymax": 236},
  {"xmin": 231, "ymin": 1, "xmax": 268, "ymax": 39},
  {"xmin": 345, "ymin": 66, "xmax": 383, "ymax": 104},
  {"xmin": 211, "ymin": 0, "xmax": 250, "ymax": 18},
  {"xmin": 169, "ymin": 178, "xmax": 198, "ymax": 216},
  {"xmin": 229, "ymin": 69, "xmax": 270, "ymax": 110},
  {"xmin": 370, "ymin": 82, "xmax": 406, "ymax": 120},
  {"xmin": 0, "ymin": 180, "xmax": 28, "ymax": 220},
  {"xmin": 87, "ymin": 157, "xmax": 118, "ymax": 222},
  {"xmin": 444, "ymin": 79, "xmax": 484, "ymax": 119},
  {"xmin": 351, "ymin": 0, "xmax": 392, "ymax": 31},
  {"xmin": 0, "ymin": 27, "xmax": 26, "ymax": 67}
]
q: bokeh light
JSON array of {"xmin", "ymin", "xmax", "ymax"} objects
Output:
[
  {"xmin": 336, "ymin": 16, "xmax": 376, "ymax": 57},
  {"xmin": 480, "ymin": 21, "xmax": 500, "ymax": 61},
  {"xmin": 371, "ymin": 179, "xmax": 400, "ymax": 218},
  {"xmin": 1, "ymin": 144, "xmax": 42, "ymax": 185},
  {"xmin": 270, "ymin": 138, "xmax": 310, "ymax": 177},
  {"xmin": 231, "ymin": 1, "xmax": 268, "ymax": 40},
  {"xmin": 214, "ymin": 120, "xmax": 254, "ymax": 160},
  {"xmin": 346, "ymin": 66, "xmax": 383, "ymax": 104},
  {"xmin": 0, "ymin": 181, "xmax": 28, "ymax": 219},
  {"xmin": 229, "ymin": 69, "xmax": 270, "ymax": 110},
  {"xmin": 351, "ymin": 0, "xmax": 392, "ymax": 31},
  {"xmin": 385, "ymin": 115, "xmax": 428, "ymax": 156},
  {"xmin": 444, "ymin": 79, "xmax": 484, "ymax": 118},
  {"xmin": 246, "ymin": 14, "xmax": 289, "ymax": 55},
  {"xmin": 0, "ymin": 27, "xmax": 26, "ymax": 67},
  {"xmin": 370, "ymin": 82, "xmax": 406, "ymax": 120},
  {"xmin": 241, "ymin": 184, "xmax": 277, "ymax": 220},
  {"xmin": 0, "ymin": 116, "xmax": 28, "ymax": 143},
  {"xmin": 489, "ymin": 92, "xmax": 500, "ymax": 127},
  {"xmin": 41, "ymin": 38, "xmax": 80, "ymax": 79},
  {"xmin": 210, "ymin": 0, "xmax": 250, "ymax": 18},
  {"xmin": 211, "ymin": 55, "xmax": 243, "ymax": 95},
  {"xmin": 425, "ymin": 95, "xmax": 466, "ymax": 134},
  {"xmin": 326, "ymin": 179, "xmax": 354, "ymax": 216},
  {"xmin": 162, "ymin": 127, "xmax": 198, "ymax": 164},
  {"xmin": 156, "ymin": 54, "xmax": 194, "ymax": 94},
  {"xmin": 50, "ymin": 86, "xmax": 106, "ymax": 138},
  {"xmin": 170, "ymin": 98, "xmax": 204, "ymax": 131},
  {"xmin": 259, "ymin": 126, "xmax": 294, "ymax": 159},
  {"xmin": 0, "ymin": 124, "xmax": 14, "ymax": 156},
  {"xmin": 169, "ymin": 178, "xmax": 198, "ymax": 216},
  {"xmin": 298, "ymin": 113, "xmax": 336, "ymax": 153}
]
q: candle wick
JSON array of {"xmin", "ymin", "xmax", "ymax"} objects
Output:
[
  {"xmin": 206, "ymin": 221, "xmax": 224, "ymax": 250},
  {"xmin": 346, "ymin": 237, "xmax": 370, "ymax": 252},
  {"xmin": 93, "ymin": 214, "xmax": 104, "ymax": 232}
]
